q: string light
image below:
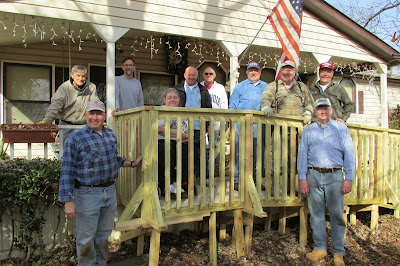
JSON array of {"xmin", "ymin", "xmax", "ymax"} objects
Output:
[{"xmin": 0, "ymin": 12, "xmax": 387, "ymax": 79}]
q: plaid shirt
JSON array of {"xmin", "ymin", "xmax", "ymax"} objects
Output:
[
  {"xmin": 261, "ymin": 80, "xmax": 314, "ymax": 116},
  {"xmin": 58, "ymin": 125, "xmax": 125, "ymax": 202}
]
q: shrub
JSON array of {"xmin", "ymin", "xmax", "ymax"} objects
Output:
[
  {"xmin": 389, "ymin": 104, "xmax": 400, "ymax": 130},
  {"xmin": 0, "ymin": 158, "xmax": 61, "ymax": 265}
]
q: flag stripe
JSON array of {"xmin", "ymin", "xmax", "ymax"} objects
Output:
[
  {"xmin": 273, "ymin": 7, "xmax": 300, "ymax": 55},
  {"xmin": 281, "ymin": 0, "xmax": 301, "ymax": 34},
  {"xmin": 268, "ymin": 0, "xmax": 303, "ymax": 81}
]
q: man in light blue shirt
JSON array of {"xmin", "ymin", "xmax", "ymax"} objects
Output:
[
  {"xmin": 297, "ymin": 98, "xmax": 355, "ymax": 265},
  {"xmin": 229, "ymin": 61, "xmax": 268, "ymax": 185}
]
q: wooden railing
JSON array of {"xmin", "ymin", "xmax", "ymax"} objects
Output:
[{"xmin": 113, "ymin": 106, "xmax": 400, "ymax": 265}]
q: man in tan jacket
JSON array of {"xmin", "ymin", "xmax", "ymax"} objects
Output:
[{"xmin": 39, "ymin": 65, "xmax": 99, "ymax": 141}]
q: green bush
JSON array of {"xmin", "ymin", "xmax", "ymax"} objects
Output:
[
  {"xmin": 389, "ymin": 104, "xmax": 400, "ymax": 130},
  {"xmin": 0, "ymin": 158, "xmax": 61, "ymax": 264}
]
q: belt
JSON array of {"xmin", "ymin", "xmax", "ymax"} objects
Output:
[
  {"xmin": 61, "ymin": 120, "xmax": 84, "ymax": 125},
  {"xmin": 79, "ymin": 181, "xmax": 115, "ymax": 188},
  {"xmin": 309, "ymin": 167, "xmax": 342, "ymax": 173}
]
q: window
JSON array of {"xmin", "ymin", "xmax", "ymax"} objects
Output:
[
  {"xmin": 89, "ymin": 65, "xmax": 124, "ymax": 105},
  {"xmin": 140, "ymin": 73, "xmax": 176, "ymax": 106},
  {"xmin": 339, "ymin": 77, "xmax": 361, "ymax": 114},
  {"xmin": 3, "ymin": 63, "xmax": 52, "ymax": 123}
]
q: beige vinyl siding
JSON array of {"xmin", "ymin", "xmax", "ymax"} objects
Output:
[{"xmin": 0, "ymin": 0, "xmax": 383, "ymax": 63}]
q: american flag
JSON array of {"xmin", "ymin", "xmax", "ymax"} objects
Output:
[{"xmin": 268, "ymin": 0, "xmax": 303, "ymax": 81}]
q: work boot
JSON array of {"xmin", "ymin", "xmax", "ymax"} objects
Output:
[
  {"xmin": 333, "ymin": 254, "xmax": 345, "ymax": 266},
  {"xmin": 305, "ymin": 249, "xmax": 327, "ymax": 261}
]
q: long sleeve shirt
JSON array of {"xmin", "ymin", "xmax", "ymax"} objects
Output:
[
  {"xmin": 115, "ymin": 75, "xmax": 144, "ymax": 110},
  {"xmin": 59, "ymin": 125, "xmax": 125, "ymax": 202},
  {"xmin": 261, "ymin": 80, "xmax": 314, "ymax": 116},
  {"xmin": 297, "ymin": 119, "xmax": 355, "ymax": 180},
  {"xmin": 200, "ymin": 81, "xmax": 228, "ymax": 130},
  {"xmin": 310, "ymin": 81, "xmax": 354, "ymax": 121},
  {"xmin": 43, "ymin": 80, "xmax": 98, "ymax": 124},
  {"xmin": 229, "ymin": 78, "xmax": 268, "ymax": 138}
]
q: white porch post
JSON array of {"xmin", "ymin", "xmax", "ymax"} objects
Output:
[
  {"xmin": 375, "ymin": 63, "xmax": 389, "ymax": 128},
  {"xmin": 91, "ymin": 24, "xmax": 129, "ymax": 129},
  {"xmin": 219, "ymin": 41, "xmax": 248, "ymax": 96}
]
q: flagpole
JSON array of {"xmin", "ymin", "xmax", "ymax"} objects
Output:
[{"xmin": 238, "ymin": 1, "xmax": 280, "ymax": 64}]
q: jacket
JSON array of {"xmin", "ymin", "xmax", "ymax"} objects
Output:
[
  {"xmin": 310, "ymin": 81, "xmax": 354, "ymax": 121},
  {"xmin": 174, "ymin": 82, "xmax": 212, "ymax": 108},
  {"xmin": 43, "ymin": 79, "xmax": 99, "ymax": 124}
]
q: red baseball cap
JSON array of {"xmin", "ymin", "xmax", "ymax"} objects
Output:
[{"xmin": 319, "ymin": 62, "xmax": 334, "ymax": 70}]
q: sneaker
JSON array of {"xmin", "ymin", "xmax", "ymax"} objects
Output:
[
  {"xmin": 305, "ymin": 249, "xmax": 327, "ymax": 261},
  {"xmin": 333, "ymin": 254, "xmax": 345, "ymax": 266}
]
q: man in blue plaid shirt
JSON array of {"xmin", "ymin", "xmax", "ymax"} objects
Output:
[{"xmin": 59, "ymin": 100, "xmax": 142, "ymax": 265}]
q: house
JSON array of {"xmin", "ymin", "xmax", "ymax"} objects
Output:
[
  {"xmin": 0, "ymin": 0, "xmax": 398, "ymax": 131},
  {"xmin": 1, "ymin": 0, "xmax": 400, "ymax": 263}
]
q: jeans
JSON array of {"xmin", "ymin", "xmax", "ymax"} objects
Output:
[
  {"xmin": 206, "ymin": 130, "xmax": 221, "ymax": 179},
  {"xmin": 74, "ymin": 184, "xmax": 117, "ymax": 265},
  {"xmin": 59, "ymin": 120, "xmax": 80, "ymax": 144},
  {"xmin": 234, "ymin": 125, "xmax": 265, "ymax": 182},
  {"xmin": 194, "ymin": 130, "xmax": 201, "ymax": 177},
  {"xmin": 307, "ymin": 169, "xmax": 346, "ymax": 255}
]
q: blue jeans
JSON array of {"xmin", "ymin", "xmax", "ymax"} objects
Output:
[
  {"xmin": 59, "ymin": 120, "xmax": 79, "ymax": 144},
  {"xmin": 307, "ymin": 169, "xmax": 346, "ymax": 255},
  {"xmin": 206, "ymin": 130, "xmax": 221, "ymax": 179},
  {"xmin": 74, "ymin": 184, "xmax": 117, "ymax": 265},
  {"xmin": 234, "ymin": 125, "xmax": 265, "ymax": 182}
]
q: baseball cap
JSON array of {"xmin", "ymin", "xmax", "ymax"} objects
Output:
[
  {"xmin": 281, "ymin": 60, "xmax": 296, "ymax": 68},
  {"xmin": 86, "ymin": 100, "xmax": 106, "ymax": 112},
  {"xmin": 315, "ymin": 98, "xmax": 331, "ymax": 108},
  {"xmin": 247, "ymin": 61, "xmax": 261, "ymax": 70},
  {"xmin": 319, "ymin": 62, "xmax": 334, "ymax": 70}
]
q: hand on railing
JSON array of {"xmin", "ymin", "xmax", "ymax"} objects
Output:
[
  {"xmin": 303, "ymin": 111, "xmax": 312, "ymax": 125},
  {"xmin": 262, "ymin": 106, "xmax": 275, "ymax": 117}
]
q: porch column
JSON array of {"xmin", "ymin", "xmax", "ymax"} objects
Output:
[
  {"xmin": 375, "ymin": 63, "xmax": 389, "ymax": 128},
  {"xmin": 91, "ymin": 24, "xmax": 129, "ymax": 129},
  {"xmin": 219, "ymin": 41, "xmax": 247, "ymax": 96}
]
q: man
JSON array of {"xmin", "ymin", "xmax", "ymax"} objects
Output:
[
  {"xmin": 229, "ymin": 61, "xmax": 268, "ymax": 185},
  {"xmin": 113, "ymin": 57, "xmax": 144, "ymax": 114},
  {"xmin": 261, "ymin": 60, "xmax": 314, "ymax": 122},
  {"xmin": 310, "ymin": 62, "xmax": 354, "ymax": 123},
  {"xmin": 200, "ymin": 67, "xmax": 228, "ymax": 177},
  {"xmin": 39, "ymin": 65, "xmax": 99, "ymax": 141},
  {"xmin": 297, "ymin": 98, "xmax": 355, "ymax": 266},
  {"xmin": 174, "ymin": 66, "xmax": 212, "ymax": 177},
  {"xmin": 59, "ymin": 100, "xmax": 142, "ymax": 265}
]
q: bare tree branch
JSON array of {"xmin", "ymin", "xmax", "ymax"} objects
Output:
[{"xmin": 364, "ymin": 1, "xmax": 400, "ymax": 27}]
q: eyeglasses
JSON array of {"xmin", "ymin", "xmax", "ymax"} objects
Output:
[
  {"xmin": 204, "ymin": 73, "xmax": 214, "ymax": 76},
  {"xmin": 123, "ymin": 64, "xmax": 135, "ymax": 67}
]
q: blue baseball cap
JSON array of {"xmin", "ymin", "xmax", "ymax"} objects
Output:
[{"xmin": 247, "ymin": 61, "xmax": 261, "ymax": 70}]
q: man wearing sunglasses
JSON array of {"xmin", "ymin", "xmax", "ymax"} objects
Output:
[
  {"xmin": 297, "ymin": 98, "xmax": 355, "ymax": 266},
  {"xmin": 201, "ymin": 67, "xmax": 228, "ymax": 179}
]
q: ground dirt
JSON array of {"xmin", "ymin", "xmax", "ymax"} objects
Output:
[{"xmin": 2, "ymin": 208, "xmax": 400, "ymax": 265}]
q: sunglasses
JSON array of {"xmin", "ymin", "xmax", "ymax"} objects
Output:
[{"xmin": 204, "ymin": 73, "xmax": 214, "ymax": 75}]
